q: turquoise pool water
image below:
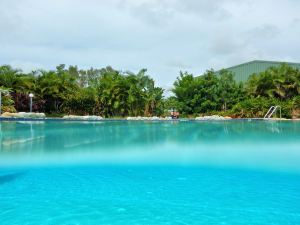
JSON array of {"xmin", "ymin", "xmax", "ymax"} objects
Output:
[{"xmin": 1, "ymin": 120, "xmax": 300, "ymax": 224}]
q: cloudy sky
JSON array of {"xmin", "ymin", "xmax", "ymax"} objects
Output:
[{"xmin": 1, "ymin": 0, "xmax": 300, "ymax": 91}]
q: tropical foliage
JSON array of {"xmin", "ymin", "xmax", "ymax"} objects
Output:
[
  {"xmin": 246, "ymin": 64, "xmax": 300, "ymax": 100},
  {"xmin": 172, "ymin": 70, "xmax": 244, "ymax": 115},
  {"xmin": 0, "ymin": 63, "xmax": 299, "ymax": 118},
  {"xmin": 171, "ymin": 64, "xmax": 299, "ymax": 118},
  {"xmin": 0, "ymin": 65, "xmax": 164, "ymax": 117},
  {"xmin": 0, "ymin": 86, "xmax": 16, "ymax": 113}
]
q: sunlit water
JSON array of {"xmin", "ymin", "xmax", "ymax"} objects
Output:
[{"xmin": 1, "ymin": 120, "xmax": 300, "ymax": 224}]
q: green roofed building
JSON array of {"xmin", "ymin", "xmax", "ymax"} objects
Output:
[{"xmin": 220, "ymin": 60, "xmax": 300, "ymax": 83}]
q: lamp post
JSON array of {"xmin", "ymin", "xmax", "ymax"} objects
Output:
[{"xmin": 29, "ymin": 93, "xmax": 34, "ymax": 113}]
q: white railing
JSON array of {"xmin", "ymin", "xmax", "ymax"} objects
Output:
[{"xmin": 264, "ymin": 105, "xmax": 281, "ymax": 119}]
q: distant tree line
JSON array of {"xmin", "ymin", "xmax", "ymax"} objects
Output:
[
  {"xmin": 0, "ymin": 65, "xmax": 164, "ymax": 117},
  {"xmin": 0, "ymin": 63, "xmax": 299, "ymax": 118},
  {"xmin": 169, "ymin": 64, "xmax": 300, "ymax": 118}
]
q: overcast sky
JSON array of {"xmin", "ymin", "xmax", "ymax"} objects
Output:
[{"xmin": 1, "ymin": 0, "xmax": 300, "ymax": 92}]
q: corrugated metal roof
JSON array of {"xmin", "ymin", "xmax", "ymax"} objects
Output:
[{"xmin": 220, "ymin": 60, "xmax": 300, "ymax": 82}]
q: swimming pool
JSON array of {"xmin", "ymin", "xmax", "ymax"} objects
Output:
[{"xmin": 1, "ymin": 120, "xmax": 300, "ymax": 224}]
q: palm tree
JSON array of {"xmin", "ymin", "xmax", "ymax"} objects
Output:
[{"xmin": 0, "ymin": 65, "xmax": 20, "ymax": 88}]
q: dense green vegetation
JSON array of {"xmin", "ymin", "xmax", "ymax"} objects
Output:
[
  {"xmin": 0, "ymin": 63, "xmax": 299, "ymax": 118},
  {"xmin": 172, "ymin": 70, "xmax": 244, "ymax": 116},
  {"xmin": 172, "ymin": 64, "xmax": 300, "ymax": 118},
  {"xmin": 0, "ymin": 65, "xmax": 163, "ymax": 117}
]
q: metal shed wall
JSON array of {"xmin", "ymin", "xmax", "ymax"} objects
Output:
[{"xmin": 222, "ymin": 60, "xmax": 300, "ymax": 82}]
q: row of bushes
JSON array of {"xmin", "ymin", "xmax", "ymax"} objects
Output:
[
  {"xmin": 1, "ymin": 63, "xmax": 300, "ymax": 118},
  {"xmin": 172, "ymin": 64, "xmax": 300, "ymax": 119}
]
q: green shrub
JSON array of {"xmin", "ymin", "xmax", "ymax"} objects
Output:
[
  {"xmin": 292, "ymin": 96, "xmax": 300, "ymax": 109},
  {"xmin": 231, "ymin": 97, "xmax": 293, "ymax": 118},
  {"xmin": 1, "ymin": 105, "xmax": 16, "ymax": 113}
]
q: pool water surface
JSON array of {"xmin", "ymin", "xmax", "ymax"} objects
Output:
[{"xmin": 0, "ymin": 120, "xmax": 300, "ymax": 224}]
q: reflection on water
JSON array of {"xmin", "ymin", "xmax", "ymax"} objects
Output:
[
  {"xmin": 1, "ymin": 120, "xmax": 299, "ymax": 150},
  {"xmin": 0, "ymin": 120, "xmax": 300, "ymax": 171},
  {"xmin": 0, "ymin": 172, "xmax": 25, "ymax": 185}
]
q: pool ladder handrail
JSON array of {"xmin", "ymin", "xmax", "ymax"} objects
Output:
[{"xmin": 264, "ymin": 105, "xmax": 281, "ymax": 119}]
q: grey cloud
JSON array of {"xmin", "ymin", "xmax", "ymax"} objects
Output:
[
  {"xmin": 175, "ymin": 0, "xmax": 232, "ymax": 19},
  {"xmin": 245, "ymin": 25, "xmax": 281, "ymax": 40},
  {"xmin": 121, "ymin": 0, "xmax": 232, "ymax": 26},
  {"xmin": 165, "ymin": 60, "xmax": 192, "ymax": 69},
  {"xmin": 120, "ymin": 0, "xmax": 175, "ymax": 26},
  {"xmin": 210, "ymin": 35, "xmax": 243, "ymax": 55},
  {"xmin": 1, "ymin": 0, "xmax": 300, "ymax": 89}
]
